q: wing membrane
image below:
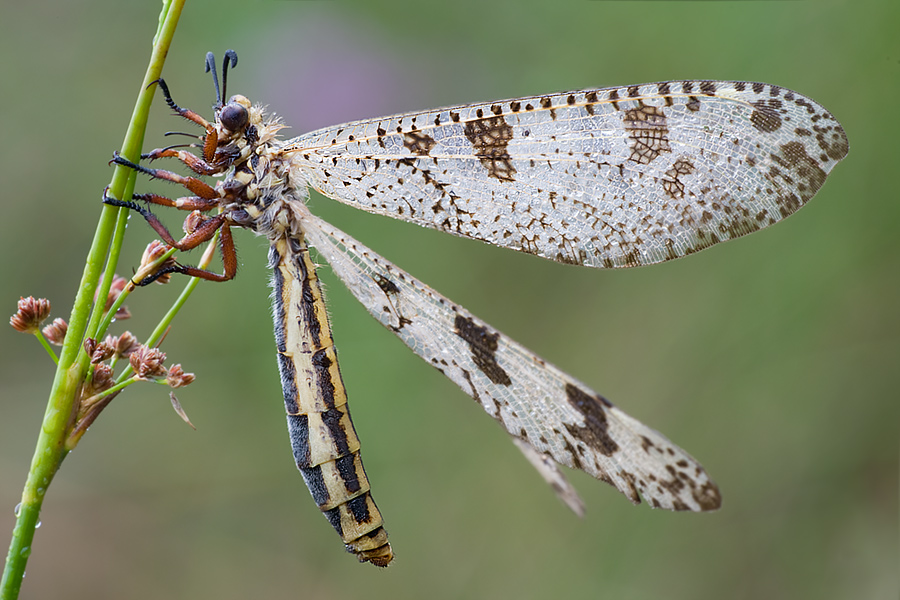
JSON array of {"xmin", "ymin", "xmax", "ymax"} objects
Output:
[
  {"xmin": 301, "ymin": 211, "xmax": 721, "ymax": 512},
  {"xmin": 287, "ymin": 81, "xmax": 847, "ymax": 268}
]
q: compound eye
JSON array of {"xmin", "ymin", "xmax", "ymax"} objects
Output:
[{"xmin": 220, "ymin": 102, "xmax": 249, "ymax": 132}]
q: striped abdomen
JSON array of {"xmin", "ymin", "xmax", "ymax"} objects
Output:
[{"xmin": 269, "ymin": 235, "xmax": 392, "ymax": 567}]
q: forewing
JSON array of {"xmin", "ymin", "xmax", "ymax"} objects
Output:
[
  {"xmin": 287, "ymin": 81, "xmax": 847, "ymax": 268},
  {"xmin": 301, "ymin": 211, "xmax": 721, "ymax": 512}
]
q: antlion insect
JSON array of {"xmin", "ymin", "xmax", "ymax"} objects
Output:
[{"xmin": 107, "ymin": 51, "xmax": 847, "ymax": 566}]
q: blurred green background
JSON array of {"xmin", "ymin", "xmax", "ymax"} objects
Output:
[{"xmin": 0, "ymin": 1, "xmax": 896, "ymax": 598}]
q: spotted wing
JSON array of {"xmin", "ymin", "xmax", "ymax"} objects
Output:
[
  {"xmin": 287, "ymin": 81, "xmax": 847, "ymax": 268},
  {"xmin": 301, "ymin": 211, "xmax": 721, "ymax": 512}
]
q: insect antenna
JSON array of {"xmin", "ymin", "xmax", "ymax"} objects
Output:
[
  {"xmin": 205, "ymin": 50, "xmax": 239, "ymax": 109},
  {"xmin": 139, "ymin": 143, "xmax": 195, "ymax": 160},
  {"xmin": 204, "ymin": 53, "xmax": 220, "ymax": 108},
  {"xmin": 163, "ymin": 131, "xmax": 201, "ymax": 139},
  {"xmin": 221, "ymin": 50, "xmax": 238, "ymax": 104}
]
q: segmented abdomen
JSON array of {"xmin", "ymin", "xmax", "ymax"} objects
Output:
[{"xmin": 269, "ymin": 235, "xmax": 392, "ymax": 567}]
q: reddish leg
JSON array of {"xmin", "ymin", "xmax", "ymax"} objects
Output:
[
  {"xmin": 132, "ymin": 192, "xmax": 220, "ymax": 212},
  {"xmin": 106, "ymin": 153, "xmax": 239, "ymax": 285},
  {"xmin": 112, "ymin": 154, "xmax": 218, "ymax": 199},
  {"xmin": 138, "ymin": 221, "xmax": 238, "ymax": 286},
  {"xmin": 153, "ymin": 78, "xmax": 219, "ymax": 163},
  {"xmin": 102, "ymin": 188, "xmax": 224, "ymax": 250},
  {"xmin": 142, "ymin": 148, "xmax": 224, "ymax": 176}
]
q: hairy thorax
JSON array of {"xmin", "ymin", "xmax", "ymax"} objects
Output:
[{"xmin": 224, "ymin": 111, "xmax": 311, "ymax": 242}]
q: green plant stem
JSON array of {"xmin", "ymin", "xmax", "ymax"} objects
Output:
[
  {"xmin": 32, "ymin": 333, "xmax": 58, "ymax": 365},
  {"xmin": 146, "ymin": 232, "xmax": 220, "ymax": 350},
  {"xmin": 1, "ymin": 2, "xmax": 186, "ymax": 598},
  {"xmin": 95, "ymin": 246, "xmax": 180, "ymax": 348}
]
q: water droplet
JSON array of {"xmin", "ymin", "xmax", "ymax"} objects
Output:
[
  {"xmin": 34, "ymin": 520, "xmax": 41, "ymax": 529},
  {"xmin": 14, "ymin": 502, "xmax": 21, "ymax": 517},
  {"xmin": 19, "ymin": 546, "xmax": 30, "ymax": 558},
  {"xmin": 36, "ymin": 487, "xmax": 45, "ymax": 497}
]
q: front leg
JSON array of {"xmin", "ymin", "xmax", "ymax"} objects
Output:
[
  {"xmin": 111, "ymin": 153, "xmax": 219, "ymax": 199},
  {"xmin": 105, "ymin": 151, "xmax": 239, "ymax": 284},
  {"xmin": 153, "ymin": 78, "xmax": 219, "ymax": 162},
  {"xmin": 142, "ymin": 146, "xmax": 237, "ymax": 177}
]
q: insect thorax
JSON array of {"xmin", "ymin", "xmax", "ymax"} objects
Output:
[{"xmin": 222, "ymin": 103, "xmax": 310, "ymax": 242}]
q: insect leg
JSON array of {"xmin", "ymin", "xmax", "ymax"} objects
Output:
[
  {"xmin": 105, "ymin": 153, "xmax": 238, "ymax": 284},
  {"xmin": 141, "ymin": 147, "xmax": 224, "ymax": 176},
  {"xmin": 106, "ymin": 153, "xmax": 219, "ymax": 250},
  {"xmin": 131, "ymin": 192, "xmax": 220, "ymax": 212},
  {"xmin": 102, "ymin": 189, "xmax": 213, "ymax": 248},
  {"xmin": 141, "ymin": 221, "xmax": 237, "ymax": 285},
  {"xmin": 111, "ymin": 154, "xmax": 218, "ymax": 199},
  {"xmin": 153, "ymin": 78, "xmax": 213, "ymax": 131}
]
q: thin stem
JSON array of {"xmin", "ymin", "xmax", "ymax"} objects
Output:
[
  {"xmin": 147, "ymin": 231, "xmax": 220, "ymax": 350},
  {"xmin": 113, "ymin": 231, "xmax": 219, "ymax": 385},
  {"xmin": 32, "ymin": 333, "xmax": 59, "ymax": 365},
  {"xmin": 0, "ymin": 2, "xmax": 186, "ymax": 598},
  {"xmin": 88, "ymin": 205, "xmax": 133, "ymax": 345},
  {"xmin": 81, "ymin": 377, "xmax": 139, "ymax": 409},
  {"xmin": 94, "ymin": 245, "xmax": 180, "ymax": 348}
]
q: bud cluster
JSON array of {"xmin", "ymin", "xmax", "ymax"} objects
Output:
[{"xmin": 10, "ymin": 294, "xmax": 197, "ymax": 441}]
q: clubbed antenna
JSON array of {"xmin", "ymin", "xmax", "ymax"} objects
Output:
[
  {"xmin": 221, "ymin": 50, "xmax": 238, "ymax": 104},
  {"xmin": 205, "ymin": 50, "xmax": 239, "ymax": 108},
  {"xmin": 204, "ymin": 52, "xmax": 221, "ymax": 108}
]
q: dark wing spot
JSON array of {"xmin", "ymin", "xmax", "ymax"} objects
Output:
[
  {"xmin": 813, "ymin": 121, "xmax": 850, "ymax": 161},
  {"xmin": 662, "ymin": 157, "xmax": 695, "ymax": 199},
  {"xmin": 750, "ymin": 99, "xmax": 784, "ymax": 133},
  {"xmin": 403, "ymin": 130, "xmax": 437, "ymax": 156},
  {"xmin": 767, "ymin": 141, "xmax": 830, "ymax": 216},
  {"xmin": 624, "ymin": 105, "xmax": 670, "ymax": 164},
  {"xmin": 454, "ymin": 315, "xmax": 512, "ymax": 386},
  {"xmin": 463, "ymin": 115, "xmax": 517, "ymax": 181},
  {"xmin": 693, "ymin": 482, "xmax": 723, "ymax": 510},
  {"xmin": 607, "ymin": 88, "xmax": 620, "ymax": 110},
  {"xmin": 374, "ymin": 274, "xmax": 400, "ymax": 295},
  {"xmin": 699, "ymin": 81, "xmax": 717, "ymax": 95},
  {"xmin": 563, "ymin": 383, "xmax": 618, "ymax": 457}
]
